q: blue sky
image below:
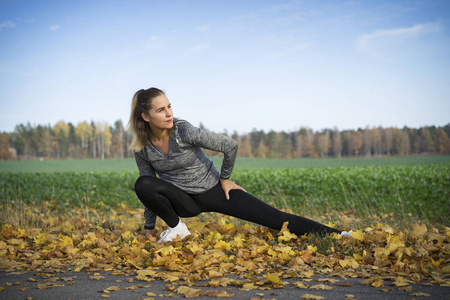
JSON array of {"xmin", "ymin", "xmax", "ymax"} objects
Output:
[{"xmin": 1, "ymin": 0, "xmax": 449, "ymax": 134}]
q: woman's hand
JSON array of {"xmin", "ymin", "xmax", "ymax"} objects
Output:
[{"xmin": 220, "ymin": 179, "xmax": 247, "ymax": 200}]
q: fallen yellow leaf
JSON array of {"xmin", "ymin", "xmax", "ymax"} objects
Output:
[
  {"xmin": 300, "ymin": 294, "xmax": 325, "ymax": 300},
  {"xmin": 295, "ymin": 282, "xmax": 309, "ymax": 289},
  {"xmin": 266, "ymin": 273, "xmax": 282, "ymax": 284},
  {"xmin": 411, "ymin": 223, "xmax": 427, "ymax": 237},
  {"xmin": 410, "ymin": 292, "xmax": 431, "ymax": 297},
  {"xmin": 350, "ymin": 230, "xmax": 364, "ymax": 241},
  {"xmin": 310, "ymin": 284, "xmax": 332, "ymax": 290}
]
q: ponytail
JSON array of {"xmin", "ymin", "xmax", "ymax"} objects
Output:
[{"xmin": 128, "ymin": 88, "xmax": 165, "ymax": 152}]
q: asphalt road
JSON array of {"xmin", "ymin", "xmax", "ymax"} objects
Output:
[{"xmin": 1, "ymin": 270, "xmax": 449, "ymax": 300}]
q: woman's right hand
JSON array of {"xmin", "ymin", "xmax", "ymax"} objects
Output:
[{"xmin": 220, "ymin": 178, "xmax": 247, "ymax": 200}]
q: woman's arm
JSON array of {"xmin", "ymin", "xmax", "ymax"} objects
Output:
[
  {"xmin": 179, "ymin": 121, "xmax": 246, "ymax": 199},
  {"xmin": 134, "ymin": 149, "xmax": 157, "ymax": 177},
  {"xmin": 180, "ymin": 121, "xmax": 238, "ymax": 179}
]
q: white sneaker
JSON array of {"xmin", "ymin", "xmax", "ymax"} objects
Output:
[
  {"xmin": 157, "ymin": 219, "xmax": 191, "ymax": 243},
  {"xmin": 340, "ymin": 230, "xmax": 354, "ymax": 237}
]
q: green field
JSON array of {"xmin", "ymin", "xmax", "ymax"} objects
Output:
[
  {"xmin": 1, "ymin": 155, "xmax": 449, "ymax": 173},
  {"xmin": 1, "ymin": 156, "xmax": 449, "ymax": 229}
]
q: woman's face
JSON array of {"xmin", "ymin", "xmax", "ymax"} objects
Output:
[{"xmin": 141, "ymin": 94, "xmax": 173, "ymax": 131}]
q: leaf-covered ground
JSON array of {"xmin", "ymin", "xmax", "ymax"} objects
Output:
[{"xmin": 0, "ymin": 201, "xmax": 449, "ymax": 299}]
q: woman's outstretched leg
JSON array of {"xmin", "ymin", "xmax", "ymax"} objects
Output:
[
  {"xmin": 283, "ymin": 212, "xmax": 340, "ymax": 235},
  {"xmin": 191, "ymin": 183, "xmax": 340, "ymax": 236}
]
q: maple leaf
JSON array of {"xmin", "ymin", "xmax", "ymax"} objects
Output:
[
  {"xmin": 318, "ymin": 278, "xmax": 338, "ymax": 284},
  {"xmin": 137, "ymin": 269, "xmax": 158, "ymax": 277},
  {"xmin": 101, "ymin": 286, "xmax": 121, "ymax": 292},
  {"xmin": 300, "ymin": 270, "xmax": 315, "ymax": 279},
  {"xmin": 175, "ymin": 286, "xmax": 201, "ymax": 295},
  {"xmin": 392, "ymin": 276, "xmax": 411, "ymax": 287},
  {"xmin": 411, "ymin": 223, "xmax": 427, "ymax": 237},
  {"xmin": 155, "ymin": 245, "xmax": 176, "ymax": 256},
  {"xmin": 339, "ymin": 258, "xmax": 360, "ymax": 269},
  {"xmin": 267, "ymin": 248, "xmax": 277, "ymax": 257},
  {"xmin": 37, "ymin": 282, "xmax": 65, "ymax": 289},
  {"xmin": 371, "ymin": 279, "xmax": 384, "ymax": 287},
  {"xmin": 208, "ymin": 270, "xmax": 224, "ymax": 278},
  {"xmin": 214, "ymin": 290, "xmax": 234, "ymax": 297},
  {"xmin": 278, "ymin": 230, "xmax": 297, "ymax": 242},
  {"xmin": 58, "ymin": 235, "xmax": 73, "ymax": 247},
  {"xmin": 242, "ymin": 283, "xmax": 258, "ymax": 290},
  {"xmin": 33, "ymin": 233, "xmax": 49, "ymax": 245},
  {"xmin": 135, "ymin": 275, "xmax": 153, "ymax": 282},
  {"xmin": 279, "ymin": 221, "xmax": 289, "ymax": 233},
  {"xmin": 218, "ymin": 218, "xmax": 235, "ymax": 232},
  {"xmin": 361, "ymin": 277, "xmax": 384, "ymax": 287},
  {"xmin": 122, "ymin": 219, "xmax": 140, "ymax": 231},
  {"xmin": 294, "ymin": 281, "xmax": 309, "ymax": 289},
  {"xmin": 337, "ymin": 282, "xmax": 353, "ymax": 287},
  {"xmin": 307, "ymin": 245, "xmax": 317, "ymax": 252},
  {"xmin": 310, "ymin": 284, "xmax": 332, "ymax": 290},
  {"xmin": 266, "ymin": 273, "xmax": 282, "ymax": 284},
  {"xmin": 208, "ymin": 277, "xmax": 233, "ymax": 287},
  {"xmin": 300, "ymin": 294, "xmax": 325, "ymax": 300},
  {"xmin": 231, "ymin": 236, "xmax": 245, "ymax": 248},
  {"xmin": 162, "ymin": 275, "xmax": 180, "ymax": 282},
  {"xmin": 214, "ymin": 240, "xmax": 231, "ymax": 251},
  {"xmin": 186, "ymin": 241, "xmax": 203, "ymax": 254},
  {"xmin": 350, "ymin": 230, "xmax": 364, "ymax": 241},
  {"xmin": 410, "ymin": 292, "xmax": 431, "ymax": 297}
]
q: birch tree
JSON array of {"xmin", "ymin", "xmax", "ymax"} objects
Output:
[
  {"xmin": 54, "ymin": 121, "xmax": 69, "ymax": 158},
  {"xmin": 76, "ymin": 121, "xmax": 93, "ymax": 158}
]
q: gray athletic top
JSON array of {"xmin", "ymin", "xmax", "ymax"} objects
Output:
[{"xmin": 134, "ymin": 119, "xmax": 238, "ymax": 229}]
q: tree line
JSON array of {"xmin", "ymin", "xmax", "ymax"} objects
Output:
[{"xmin": 1, "ymin": 120, "xmax": 449, "ymax": 160}]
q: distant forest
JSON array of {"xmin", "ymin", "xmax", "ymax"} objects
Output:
[{"xmin": 1, "ymin": 120, "xmax": 449, "ymax": 160}]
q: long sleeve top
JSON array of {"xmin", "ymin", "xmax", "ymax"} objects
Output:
[{"xmin": 134, "ymin": 119, "xmax": 238, "ymax": 229}]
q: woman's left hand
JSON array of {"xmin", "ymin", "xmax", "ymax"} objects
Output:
[{"xmin": 220, "ymin": 179, "xmax": 247, "ymax": 200}]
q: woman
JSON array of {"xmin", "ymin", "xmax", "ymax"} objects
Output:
[{"xmin": 130, "ymin": 88, "xmax": 351, "ymax": 243}]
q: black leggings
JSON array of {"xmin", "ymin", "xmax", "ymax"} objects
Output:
[{"xmin": 134, "ymin": 176, "xmax": 340, "ymax": 236}]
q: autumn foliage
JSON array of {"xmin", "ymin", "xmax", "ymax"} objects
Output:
[
  {"xmin": 3, "ymin": 121, "xmax": 450, "ymax": 160},
  {"xmin": 1, "ymin": 201, "xmax": 449, "ymax": 297}
]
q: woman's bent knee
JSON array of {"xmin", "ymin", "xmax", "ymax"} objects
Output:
[{"xmin": 134, "ymin": 176, "xmax": 159, "ymax": 200}]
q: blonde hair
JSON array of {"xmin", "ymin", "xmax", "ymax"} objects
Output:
[{"xmin": 128, "ymin": 88, "xmax": 165, "ymax": 152}]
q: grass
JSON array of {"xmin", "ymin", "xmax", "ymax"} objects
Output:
[
  {"xmin": 1, "ymin": 156, "xmax": 448, "ymax": 231},
  {"xmin": 1, "ymin": 161, "xmax": 448, "ymax": 230},
  {"xmin": 0, "ymin": 155, "xmax": 449, "ymax": 173}
]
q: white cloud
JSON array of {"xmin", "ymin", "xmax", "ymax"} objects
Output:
[
  {"xmin": 356, "ymin": 22, "xmax": 443, "ymax": 58},
  {"xmin": 49, "ymin": 25, "xmax": 60, "ymax": 31},
  {"xmin": 0, "ymin": 21, "xmax": 15, "ymax": 31}
]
